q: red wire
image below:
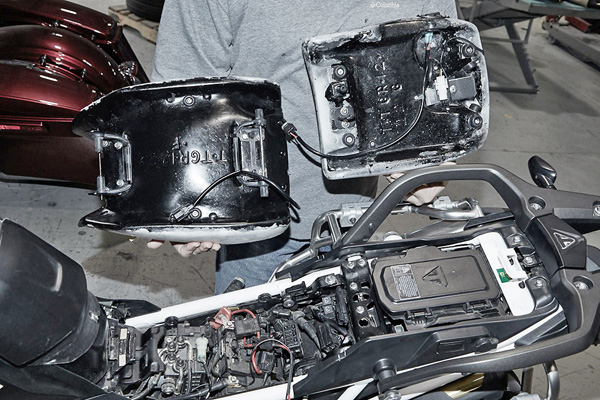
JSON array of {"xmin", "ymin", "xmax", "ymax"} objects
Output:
[
  {"xmin": 251, "ymin": 347, "xmax": 262, "ymax": 374},
  {"xmin": 232, "ymin": 308, "xmax": 261, "ymax": 339},
  {"xmin": 251, "ymin": 342, "xmax": 291, "ymax": 375},
  {"xmin": 231, "ymin": 308, "xmax": 256, "ymax": 318}
]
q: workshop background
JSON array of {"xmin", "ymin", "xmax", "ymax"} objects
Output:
[{"xmin": 0, "ymin": 0, "xmax": 599, "ymax": 398}]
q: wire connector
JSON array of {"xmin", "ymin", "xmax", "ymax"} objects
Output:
[
  {"xmin": 170, "ymin": 204, "xmax": 195, "ymax": 222},
  {"xmin": 279, "ymin": 120, "xmax": 298, "ymax": 141}
]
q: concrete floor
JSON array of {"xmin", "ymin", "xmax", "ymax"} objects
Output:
[{"xmin": 1, "ymin": 2, "xmax": 599, "ymax": 399}]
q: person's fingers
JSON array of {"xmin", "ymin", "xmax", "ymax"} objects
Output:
[
  {"xmin": 171, "ymin": 241, "xmax": 220, "ymax": 257},
  {"xmin": 146, "ymin": 240, "xmax": 165, "ymax": 249},
  {"xmin": 148, "ymin": 240, "xmax": 220, "ymax": 256},
  {"xmin": 172, "ymin": 241, "xmax": 199, "ymax": 257},
  {"xmin": 385, "ymin": 162, "xmax": 455, "ymax": 204},
  {"xmin": 198, "ymin": 242, "xmax": 214, "ymax": 252},
  {"xmin": 405, "ymin": 182, "xmax": 446, "ymax": 206},
  {"xmin": 384, "ymin": 172, "xmax": 404, "ymax": 183}
]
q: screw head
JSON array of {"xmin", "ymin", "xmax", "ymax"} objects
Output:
[
  {"xmin": 383, "ymin": 389, "xmax": 402, "ymax": 400},
  {"xmin": 283, "ymin": 296, "xmax": 295, "ymax": 308},
  {"xmin": 513, "ymin": 235, "xmax": 522, "ymax": 244},
  {"xmin": 114, "ymin": 141, "xmax": 123, "ymax": 150},
  {"xmin": 343, "ymin": 134, "xmax": 355, "ymax": 146},
  {"xmin": 183, "ymin": 96, "xmax": 195, "ymax": 106},
  {"xmin": 534, "ymin": 278, "xmax": 545, "ymax": 288},
  {"xmin": 346, "ymin": 261, "xmax": 355, "ymax": 269},
  {"xmin": 116, "ymin": 179, "xmax": 125, "ymax": 187},
  {"xmin": 356, "ymin": 306, "xmax": 365, "ymax": 314},
  {"xmin": 594, "ymin": 205, "xmax": 600, "ymax": 217},
  {"xmin": 524, "ymin": 256, "xmax": 535, "ymax": 265},
  {"xmin": 189, "ymin": 208, "xmax": 202, "ymax": 219},
  {"xmin": 325, "ymin": 275, "xmax": 337, "ymax": 285},
  {"xmin": 575, "ymin": 281, "xmax": 590, "ymax": 291},
  {"xmin": 333, "ymin": 65, "xmax": 347, "ymax": 79},
  {"xmin": 530, "ymin": 202, "xmax": 543, "ymax": 211},
  {"xmin": 349, "ymin": 282, "xmax": 358, "ymax": 291}
]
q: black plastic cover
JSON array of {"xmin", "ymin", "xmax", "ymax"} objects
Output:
[
  {"xmin": 0, "ymin": 219, "xmax": 95, "ymax": 366},
  {"xmin": 372, "ymin": 246, "xmax": 501, "ymax": 320}
]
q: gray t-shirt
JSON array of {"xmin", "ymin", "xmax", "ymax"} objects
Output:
[{"xmin": 152, "ymin": 0, "xmax": 457, "ymax": 238}]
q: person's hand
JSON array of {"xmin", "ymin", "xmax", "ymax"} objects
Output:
[
  {"xmin": 384, "ymin": 162, "xmax": 455, "ymax": 206},
  {"xmin": 146, "ymin": 240, "xmax": 221, "ymax": 257}
]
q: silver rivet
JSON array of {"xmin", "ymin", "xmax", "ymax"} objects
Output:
[
  {"xmin": 575, "ymin": 281, "xmax": 590, "ymax": 291},
  {"xmin": 356, "ymin": 306, "xmax": 365, "ymax": 314},
  {"xmin": 325, "ymin": 275, "xmax": 336, "ymax": 285},
  {"xmin": 114, "ymin": 141, "xmax": 123, "ymax": 150},
  {"xmin": 349, "ymin": 282, "xmax": 358, "ymax": 291},
  {"xmin": 594, "ymin": 205, "xmax": 600, "ymax": 217},
  {"xmin": 116, "ymin": 179, "xmax": 124, "ymax": 187}
]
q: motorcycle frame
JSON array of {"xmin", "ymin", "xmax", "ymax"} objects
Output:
[{"xmin": 121, "ymin": 163, "xmax": 600, "ymax": 399}]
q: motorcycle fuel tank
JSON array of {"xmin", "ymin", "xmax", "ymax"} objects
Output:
[
  {"xmin": 303, "ymin": 15, "xmax": 489, "ymax": 179},
  {"xmin": 75, "ymin": 78, "xmax": 293, "ymax": 244}
]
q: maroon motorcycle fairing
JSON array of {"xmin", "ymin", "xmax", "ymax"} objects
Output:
[
  {"xmin": 0, "ymin": 0, "xmax": 147, "ymax": 184},
  {"xmin": 0, "ymin": 62, "xmax": 99, "ymax": 183},
  {"xmin": 0, "ymin": 25, "xmax": 130, "ymax": 94},
  {"xmin": 0, "ymin": 0, "xmax": 148, "ymax": 82},
  {"xmin": 0, "ymin": 62, "xmax": 99, "ymax": 132}
]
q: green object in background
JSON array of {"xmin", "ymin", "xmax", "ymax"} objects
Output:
[{"xmin": 497, "ymin": 269, "xmax": 511, "ymax": 283}]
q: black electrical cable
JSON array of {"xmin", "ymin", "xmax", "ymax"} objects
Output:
[
  {"xmin": 167, "ymin": 379, "xmax": 228, "ymax": 400},
  {"xmin": 187, "ymin": 359, "xmax": 193, "ymax": 394},
  {"xmin": 171, "ymin": 170, "xmax": 300, "ymax": 221},
  {"xmin": 251, "ymin": 338, "xmax": 295, "ymax": 400},
  {"xmin": 446, "ymin": 36, "xmax": 484, "ymax": 54},
  {"xmin": 280, "ymin": 44, "xmax": 432, "ymax": 161}
]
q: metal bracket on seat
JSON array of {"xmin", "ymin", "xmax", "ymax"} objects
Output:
[
  {"xmin": 92, "ymin": 133, "xmax": 132, "ymax": 195},
  {"xmin": 233, "ymin": 109, "xmax": 269, "ymax": 197}
]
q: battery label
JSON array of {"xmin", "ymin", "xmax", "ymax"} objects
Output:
[{"xmin": 391, "ymin": 264, "xmax": 421, "ymax": 300}]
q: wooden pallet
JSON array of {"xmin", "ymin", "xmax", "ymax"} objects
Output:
[{"xmin": 108, "ymin": 5, "xmax": 159, "ymax": 43}]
